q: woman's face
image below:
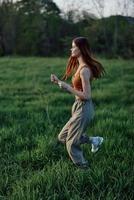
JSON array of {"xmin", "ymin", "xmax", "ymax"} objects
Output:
[{"xmin": 71, "ymin": 41, "xmax": 81, "ymax": 57}]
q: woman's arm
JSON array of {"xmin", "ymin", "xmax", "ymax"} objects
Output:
[
  {"xmin": 51, "ymin": 74, "xmax": 71, "ymax": 93},
  {"xmin": 51, "ymin": 69, "xmax": 92, "ymax": 100},
  {"xmin": 66, "ymin": 68, "xmax": 91, "ymax": 100}
]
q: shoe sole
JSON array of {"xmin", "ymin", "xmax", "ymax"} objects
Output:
[{"xmin": 91, "ymin": 137, "xmax": 104, "ymax": 153}]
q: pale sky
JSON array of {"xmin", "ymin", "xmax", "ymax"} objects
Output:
[
  {"xmin": 53, "ymin": 0, "xmax": 134, "ymax": 18},
  {"xmin": 9, "ymin": 0, "xmax": 134, "ymax": 18}
]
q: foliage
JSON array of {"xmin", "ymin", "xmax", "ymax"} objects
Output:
[
  {"xmin": 83, "ymin": 15, "xmax": 134, "ymax": 58},
  {"xmin": 0, "ymin": 1, "xmax": 134, "ymax": 58}
]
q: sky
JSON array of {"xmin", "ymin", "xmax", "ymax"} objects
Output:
[{"xmin": 53, "ymin": 0, "xmax": 134, "ymax": 18}]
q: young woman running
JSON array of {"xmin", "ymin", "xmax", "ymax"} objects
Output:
[{"xmin": 51, "ymin": 37, "xmax": 105, "ymax": 169}]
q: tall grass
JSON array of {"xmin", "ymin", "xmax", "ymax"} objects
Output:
[{"xmin": 0, "ymin": 57, "xmax": 133, "ymax": 200}]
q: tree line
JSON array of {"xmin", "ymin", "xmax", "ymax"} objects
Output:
[{"xmin": 0, "ymin": 0, "xmax": 133, "ymax": 58}]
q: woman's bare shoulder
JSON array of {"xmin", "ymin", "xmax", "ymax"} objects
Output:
[{"xmin": 80, "ymin": 66, "xmax": 93, "ymax": 80}]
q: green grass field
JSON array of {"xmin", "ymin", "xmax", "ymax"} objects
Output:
[{"xmin": 0, "ymin": 57, "xmax": 133, "ymax": 200}]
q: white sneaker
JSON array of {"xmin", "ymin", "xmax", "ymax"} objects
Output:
[{"xmin": 91, "ymin": 137, "xmax": 104, "ymax": 153}]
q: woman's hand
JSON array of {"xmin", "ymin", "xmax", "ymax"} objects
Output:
[
  {"xmin": 51, "ymin": 74, "xmax": 59, "ymax": 84},
  {"xmin": 51, "ymin": 74, "xmax": 71, "ymax": 92},
  {"xmin": 58, "ymin": 81, "xmax": 71, "ymax": 91}
]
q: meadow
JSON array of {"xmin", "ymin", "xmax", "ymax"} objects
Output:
[{"xmin": 0, "ymin": 57, "xmax": 133, "ymax": 200}]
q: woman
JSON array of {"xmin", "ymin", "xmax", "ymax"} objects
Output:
[{"xmin": 50, "ymin": 37, "xmax": 105, "ymax": 169}]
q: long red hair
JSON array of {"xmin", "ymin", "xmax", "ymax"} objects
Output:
[{"xmin": 62, "ymin": 37, "xmax": 106, "ymax": 80}]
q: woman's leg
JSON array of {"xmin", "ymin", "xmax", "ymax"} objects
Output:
[
  {"xmin": 66, "ymin": 100, "xmax": 94, "ymax": 165},
  {"xmin": 58, "ymin": 118, "xmax": 72, "ymax": 144},
  {"xmin": 58, "ymin": 100, "xmax": 78, "ymax": 144},
  {"xmin": 66, "ymin": 118, "xmax": 88, "ymax": 165},
  {"xmin": 80, "ymin": 134, "xmax": 90, "ymax": 144}
]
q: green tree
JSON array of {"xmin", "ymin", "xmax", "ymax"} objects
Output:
[
  {"xmin": 15, "ymin": 0, "xmax": 62, "ymax": 56},
  {"xmin": 0, "ymin": 0, "xmax": 17, "ymax": 55}
]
